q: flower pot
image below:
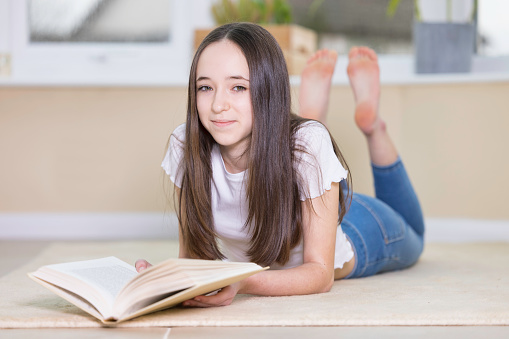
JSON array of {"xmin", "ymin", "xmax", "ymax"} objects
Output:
[
  {"xmin": 194, "ymin": 25, "xmax": 317, "ymax": 75},
  {"xmin": 413, "ymin": 21, "xmax": 475, "ymax": 74}
]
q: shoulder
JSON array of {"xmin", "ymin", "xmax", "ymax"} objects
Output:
[
  {"xmin": 294, "ymin": 120, "xmax": 333, "ymax": 152},
  {"xmin": 298, "ymin": 120, "xmax": 328, "ymax": 132},
  {"xmin": 162, "ymin": 123, "xmax": 186, "ymax": 183},
  {"xmin": 170, "ymin": 123, "xmax": 186, "ymax": 143},
  {"xmin": 293, "ymin": 120, "xmax": 347, "ymax": 201},
  {"xmin": 168, "ymin": 123, "xmax": 186, "ymax": 154},
  {"xmin": 295, "ymin": 120, "xmax": 330, "ymax": 140}
]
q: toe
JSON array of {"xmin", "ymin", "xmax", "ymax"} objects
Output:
[
  {"xmin": 358, "ymin": 47, "xmax": 378, "ymax": 61},
  {"xmin": 348, "ymin": 47, "xmax": 360, "ymax": 59},
  {"xmin": 327, "ymin": 49, "xmax": 338, "ymax": 63}
]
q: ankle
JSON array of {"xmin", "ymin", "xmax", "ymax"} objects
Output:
[
  {"xmin": 366, "ymin": 123, "xmax": 399, "ymax": 167},
  {"xmin": 364, "ymin": 118, "xmax": 386, "ymax": 137}
]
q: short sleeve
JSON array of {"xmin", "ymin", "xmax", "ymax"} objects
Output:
[
  {"xmin": 295, "ymin": 122, "xmax": 348, "ymax": 201},
  {"xmin": 161, "ymin": 123, "xmax": 186, "ymax": 188}
]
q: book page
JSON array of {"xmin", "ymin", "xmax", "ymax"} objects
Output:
[
  {"xmin": 42, "ymin": 257, "xmax": 137, "ymax": 305},
  {"xmin": 31, "ymin": 256, "xmax": 267, "ymax": 323},
  {"xmin": 28, "ymin": 273, "xmax": 104, "ymax": 321},
  {"xmin": 116, "ymin": 263, "xmax": 268, "ymax": 323},
  {"xmin": 67, "ymin": 265, "xmax": 136, "ymax": 302}
]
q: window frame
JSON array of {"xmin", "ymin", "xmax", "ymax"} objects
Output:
[
  {"xmin": 6, "ymin": 0, "xmax": 194, "ymax": 85},
  {"xmin": 1, "ymin": 0, "xmax": 508, "ymax": 86}
]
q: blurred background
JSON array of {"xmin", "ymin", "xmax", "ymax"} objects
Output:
[{"xmin": 1, "ymin": 0, "xmax": 508, "ymax": 241}]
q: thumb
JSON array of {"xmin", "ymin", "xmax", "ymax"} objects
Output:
[{"xmin": 135, "ymin": 259, "xmax": 152, "ymax": 272}]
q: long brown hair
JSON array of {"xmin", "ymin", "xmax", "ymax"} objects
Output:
[{"xmin": 177, "ymin": 22, "xmax": 350, "ymax": 266}]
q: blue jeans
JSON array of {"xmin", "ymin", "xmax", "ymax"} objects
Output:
[{"xmin": 341, "ymin": 158, "xmax": 425, "ymax": 278}]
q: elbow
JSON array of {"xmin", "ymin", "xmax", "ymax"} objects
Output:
[
  {"xmin": 321, "ymin": 280, "xmax": 334, "ymax": 293},
  {"xmin": 318, "ymin": 274, "xmax": 335, "ymax": 294},
  {"xmin": 306, "ymin": 262, "xmax": 335, "ymax": 294}
]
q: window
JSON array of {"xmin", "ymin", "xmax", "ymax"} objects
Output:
[
  {"xmin": 6, "ymin": 0, "xmax": 193, "ymax": 83},
  {"xmin": 290, "ymin": 0, "xmax": 509, "ymax": 57},
  {"xmin": 477, "ymin": 0, "xmax": 509, "ymax": 56},
  {"xmin": 29, "ymin": 0, "xmax": 171, "ymax": 44},
  {"xmin": 2, "ymin": 0, "xmax": 507, "ymax": 84},
  {"xmin": 290, "ymin": 0, "xmax": 413, "ymax": 55}
]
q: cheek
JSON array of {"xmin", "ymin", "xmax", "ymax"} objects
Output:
[
  {"xmin": 237, "ymin": 96, "xmax": 253, "ymax": 120},
  {"xmin": 242, "ymin": 102, "xmax": 253, "ymax": 127}
]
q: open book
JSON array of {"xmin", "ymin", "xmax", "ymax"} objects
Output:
[{"xmin": 28, "ymin": 256, "xmax": 267, "ymax": 324}]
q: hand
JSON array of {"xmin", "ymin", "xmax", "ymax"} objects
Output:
[
  {"xmin": 135, "ymin": 259, "xmax": 152, "ymax": 273},
  {"xmin": 182, "ymin": 282, "xmax": 241, "ymax": 308}
]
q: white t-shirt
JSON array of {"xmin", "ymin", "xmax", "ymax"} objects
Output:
[{"xmin": 162, "ymin": 122, "xmax": 354, "ymax": 269}]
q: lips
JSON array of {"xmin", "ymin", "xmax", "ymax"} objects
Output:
[{"xmin": 212, "ymin": 120, "xmax": 235, "ymax": 127}]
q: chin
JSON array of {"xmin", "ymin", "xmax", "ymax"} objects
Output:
[{"xmin": 210, "ymin": 134, "xmax": 236, "ymax": 146}]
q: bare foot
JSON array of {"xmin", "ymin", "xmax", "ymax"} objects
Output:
[
  {"xmin": 299, "ymin": 49, "xmax": 338, "ymax": 124},
  {"xmin": 347, "ymin": 47, "xmax": 381, "ymax": 135}
]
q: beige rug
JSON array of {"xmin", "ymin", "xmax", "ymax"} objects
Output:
[{"xmin": 0, "ymin": 241, "xmax": 508, "ymax": 328}]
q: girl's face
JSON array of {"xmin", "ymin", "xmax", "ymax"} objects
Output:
[{"xmin": 196, "ymin": 40, "xmax": 253, "ymax": 157}]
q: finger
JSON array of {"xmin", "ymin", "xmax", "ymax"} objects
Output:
[
  {"xmin": 182, "ymin": 300, "xmax": 213, "ymax": 308},
  {"xmin": 182, "ymin": 297, "xmax": 233, "ymax": 308},
  {"xmin": 182, "ymin": 298, "xmax": 211, "ymax": 308},
  {"xmin": 135, "ymin": 259, "xmax": 152, "ymax": 272},
  {"xmin": 193, "ymin": 288, "xmax": 235, "ymax": 306},
  {"xmin": 181, "ymin": 289, "xmax": 234, "ymax": 307}
]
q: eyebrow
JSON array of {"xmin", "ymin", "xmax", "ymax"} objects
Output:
[{"xmin": 196, "ymin": 76, "xmax": 249, "ymax": 82}]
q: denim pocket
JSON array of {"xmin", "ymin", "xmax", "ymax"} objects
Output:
[{"xmin": 352, "ymin": 194, "xmax": 405, "ymax": 245}]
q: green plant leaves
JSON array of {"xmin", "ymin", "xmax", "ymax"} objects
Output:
[{"xmin": 211, "ymin": 0, "xmax": 293, "ymax": 25}]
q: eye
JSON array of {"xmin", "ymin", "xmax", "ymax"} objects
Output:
[
  {"xmin": 233, "ymin": 86, "xmax": 247, "ymax": 92},
  {"xmin": 197, "ymin": 85, "xmax": 212, "ymax": 92}
]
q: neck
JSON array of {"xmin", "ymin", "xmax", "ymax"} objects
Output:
[{"xmin": 219, "ymin": 142, "xmax": 249, "ymax": 174}]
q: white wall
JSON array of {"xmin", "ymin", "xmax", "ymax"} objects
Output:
[
  {"xmin": 191, "ymin": 0, "xmax": 216, "ymax": 28},
  {"xmin": 0, "ymin": 0, "xmax": 10, "ymax": 52}
]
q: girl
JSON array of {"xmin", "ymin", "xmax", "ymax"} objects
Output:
[{"xmin": 136, "ymin": 23, "xmax": 425, "ymax": 307}]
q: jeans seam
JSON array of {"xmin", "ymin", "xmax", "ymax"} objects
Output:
[
  {"xmin": 395, "ymin": 217, "xmax": 407, "ymax": 243},
  {"xmin": 353, "ymin": 195, "xmax": 399, "ymax": 244},
  {"xmin": 367, "ymin": 257, "xmax": 397, "ymax": 267},
  {"xmin": 343, "ymin": 233, "xmax": 358, "ymax": 279},
  {"xmin": 354, "ymin": 195, "xmax": 406, "ymax": 244},
  {"xmin": 342, "ymin": 219, "xmax": 368, "ymax": 278}
]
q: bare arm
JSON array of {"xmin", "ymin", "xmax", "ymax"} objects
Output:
[
  {"xmin": 239, "ymin": 181, "xmax": 339, "ymax": 295},
  {"xmin": 184, "ymin": 182, "xmax": 340, "ymax": 307}
]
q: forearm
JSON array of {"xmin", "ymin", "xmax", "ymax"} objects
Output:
[{"xmin": 239, "ymin": 261, "xmax": 334, "ymax": 296}]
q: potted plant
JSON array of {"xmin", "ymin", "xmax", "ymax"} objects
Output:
[
  {"xmin": 194, "ymin": 0, "xmax": 318, "ymax": 75},
  {"xmin": 388, "ymin": 0, "xmax": 477, "ymax": 74}
]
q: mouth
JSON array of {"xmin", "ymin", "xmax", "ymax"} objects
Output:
[{"xmin": 212, "ymin": 120, "xmax": 235, "ymax": 127}]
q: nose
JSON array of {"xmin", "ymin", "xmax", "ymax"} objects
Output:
[{"xmin": 211, "ymin": 90, "xmax": 230, "ymax": 114}]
